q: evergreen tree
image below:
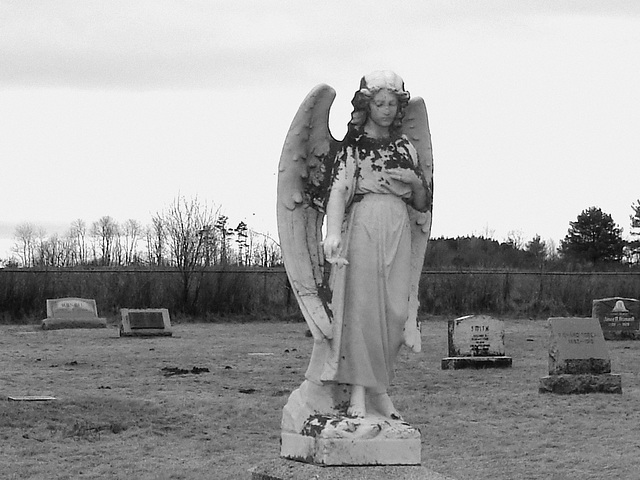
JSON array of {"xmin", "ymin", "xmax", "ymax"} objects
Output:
[
  {"xmin": 559, "ymin": 207, "xmax": 624, "ymax": 264},
  {"xmin": 525, "ymin": 235, "xmax": 547, "ymax": 267}
]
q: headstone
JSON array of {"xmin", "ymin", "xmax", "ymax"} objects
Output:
[
  {"xmin": 441, "ymin": 315, "xmax": 512, "ymax": 369},
  {"xmin": 41, "ymin": 298, "xmax": 107, "ymax": 330},
  {"xmin": 119, "ymin": 308, "xmax": 172, "ymax": 337},
  {"xmin": 539, "ymin": 317, "xmax": 622, "ymax": 394},
  {"xmin": 592, "ymin": 297, "xmax": 640, "ymax": 340}
]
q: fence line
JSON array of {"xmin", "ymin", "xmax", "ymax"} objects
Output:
[
  {"xmin": 2, "ymin": 267, "xmax": 639, "ymax": 276},
  {"xmin": 0, "ymin": 268, "xmax": 638, "ymax": 321}
]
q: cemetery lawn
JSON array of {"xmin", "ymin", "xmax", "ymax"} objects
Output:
[{"xmin": 1, "ymin": 318, "xmax": 639, "ymax": 480}]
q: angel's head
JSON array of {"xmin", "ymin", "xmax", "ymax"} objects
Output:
[{"xmin": 349, "ymin": 70, "xmax": 410, "ymax": 135}]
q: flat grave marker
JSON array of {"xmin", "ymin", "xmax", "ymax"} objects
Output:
[
  {"xmin": 539, "ymin": 317, "xmax": 622, "ymax": 394},
  {"xmin": 41, "ymin": 297, "xmax": 107, "ymax": 330},
  {"xmin": 441, "ymin": 315, "xmax": 512, "ymax": 369},
  {"xmin": 8, "ymin": 396, "xmax": 57, "ymax": 402},
  {"xmin": 592, "ymin": 297, "xmax": 640, "ymax": 340},
  {"xmin": 119, "ymin": 308, "xmax": 172, "ymax": 337}
]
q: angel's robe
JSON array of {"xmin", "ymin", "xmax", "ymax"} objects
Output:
[{"xmin": 305, "ymin": 133, "xmax": 422, "ymax": 392}]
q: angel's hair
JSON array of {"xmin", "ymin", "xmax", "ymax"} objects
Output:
[{"xmin": 347, "ymin": 71, "xmax": 410, "ymax": 138}]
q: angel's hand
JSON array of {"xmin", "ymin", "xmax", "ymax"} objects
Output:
[
  {"xmin": 386, "ymin": 167, "xmax": 422, "ymax": 190},
  {"xmin": 323, "ymin": 234, "xmax": 348, "ymax": 267}
]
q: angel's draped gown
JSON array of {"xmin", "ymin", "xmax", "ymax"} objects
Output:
[{"xmin": 306, "ymin": 132, "xmax": 422, "ymax": 393}]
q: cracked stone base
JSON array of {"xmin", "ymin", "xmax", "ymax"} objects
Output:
[
  {"xmin": 441, "ymin": 356, "xmax": 512, "ymax": 370},
  {"xmin": 281, "ymin": 430, "xmax": 421, "ymax": 466},
  {"xmin": 281, "ymin": 413, "xmax": 421, "ymax": 466},
  {"xmin": 539, "ymin": 374, "xmax": 622, "ymax": 394},
  {"xmin": 42, "ymin": 318, "xmax": 107, "ymax": 330},
  {"xmin": 603, "ymin": 331, "xmax": 640, "ymax": 340}
]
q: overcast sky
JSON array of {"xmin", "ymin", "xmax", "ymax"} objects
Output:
[{"xmin": 1, "ymin": 1, "xmax": 639, "ymax": 259}]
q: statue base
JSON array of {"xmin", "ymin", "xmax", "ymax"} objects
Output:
[
  {"xmin": 281, "ymin": 414, "xmax": 421, "ymax": 466},
  {"xmin": 251, "ymin": 458, "xmax": 456, "ymax": 479},
  {"xmin": 539, "ymin": 374, "xmax": 622, "ymax": 394},
  {"xmin": 281, "ymin": 380, "xmax": 420, "ymax": 466}
]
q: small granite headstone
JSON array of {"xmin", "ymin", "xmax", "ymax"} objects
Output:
[
  {"xmin": 539, "ymin": 317, "xmax": 622, "ymax": 394},
  {"xmin": 41, "ymin": 298, "xmax": 107, "ymax": 330},
  {"xmin": 119, "ymin": 308, "xmax": 172, "ymax": 337},
  {"xmin": 441, "ymin": 315, "xmax": 512, "ymax": 369},
  {"xmin": 592, "ymin": 297, "xmax": 640, "ymax": 340}
]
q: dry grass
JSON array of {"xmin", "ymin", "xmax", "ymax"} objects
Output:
[{"xmin": 0, "ymin": 317, "xmax": 639, "ymax": 479}]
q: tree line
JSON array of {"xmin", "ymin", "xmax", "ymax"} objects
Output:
[
  {"xmin": 427, "ymin": 202, "xmax": 640, "ymax": 270},
  {"xmin": 6, "ymin": 196, "xmax": 282, "ymax": 270},
  {"xmin": 4, "ymin": 198, "xmax": 640, "ymax": 271}
]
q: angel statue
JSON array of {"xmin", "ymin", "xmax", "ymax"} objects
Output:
[{"xmin": 277, "ymin": 71, "xmax": 433, "ymax": 464}]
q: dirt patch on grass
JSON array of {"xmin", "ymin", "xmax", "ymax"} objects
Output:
[{"xmin": 0, "ymin": 319, "xmax": 639, "ymax": 479}]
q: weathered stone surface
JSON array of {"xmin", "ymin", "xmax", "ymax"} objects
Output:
[
  {"xmin": 548, "ymin": 317, "xmax": 609, "ymax": 375},
  {"xmin": 539, "ymin": 374, "xmax": 622, "ymax": 394},
  {"xmin": 592, "ymin": 297, "xmax": 640, "ymax": 340},
  {"xmin": 119, "ymin": 308, "xmax": 172, "ymax": 337},
  {"xmin": 441, "ymin": 356, "xmax": 512, "ymax": 370},
  {"xmin": 281, "ymin": 428, "xmax": 421, "ymax": 466},
  {"xmin": 46, "ymin": 298, "xmax": 98, "ymax": 319},
  {"xmin": 281, "ymin": 380, "xmax": 421, "ymax": 466},
  {"xmin": 447, "ymin": 315, "xmax": 506, "ymax": 357},
  {"xmin": 41, "ymin": 297, "xmax": 106, "ymax": 330},
  {"xmin": 250, "ymin": 458, "xmax": 457, "ymax": 480}
]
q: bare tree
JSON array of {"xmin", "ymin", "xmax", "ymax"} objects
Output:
[
  {"xmin": 249, "ymin": 229, "xmax": 281, "ymax": 267},
  {"xmin": 91, "ymin": 216, "xmax": 119, "ymax": 266},
  {"xmin": 70, "ymin": 219, "xmax": 88, "ymax": 265},
  {"xmin": 629, "ymin": 199, "xmax": 640, "ymax": 265},
  {"xmin": 145, "ymin": 217, "xmax": 166, "ymax": 266},
  {"xmin": 506, "ymin": 230, "xmax": 525, "ymax": 250},
  {"xmin": 12, "ymin": 223, "xmax": 36, "ymax": 267},
  {"xmin": 153, "ymin": 195, "xmax": 220, "ymax": 313},
  {"xmin": 122, "ymin": 219, "xmax": 143, "ymax": 265}
]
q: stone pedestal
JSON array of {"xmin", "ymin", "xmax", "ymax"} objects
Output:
[
  {"xmin": 539, "ymin": 317, "xmax": 622, "ymax": 394},
  {"xmin": 539, "ymin": 373, "xmax": 622, "ymax": 394},
  {"xmin": 441, "ymin": 356, "xmax": 512, "ymax": 369},
  {"xmin": 441, "ymin": 315, "xmax": 512, "ymax": 370},
  {"xmin": 281, "ymin": 380, "xmax": 421, "ymax": 466},
  {"xmin": 250, "ymin": 458, "xmax": 456, "ymax": 480},
  {"xmin": 281, "ymin": 415, "xmax": 421, "ymax": 466}
]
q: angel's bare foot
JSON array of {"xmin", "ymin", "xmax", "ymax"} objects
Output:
[
  {"xmin": 347, "ymin": 385, "xmax": 366, "ymax": 417},
  {"xmin": 372, "ymin": 392, "xmax": 402, "ymax": 420}
]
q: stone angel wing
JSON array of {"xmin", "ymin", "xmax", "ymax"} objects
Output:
[
  {"xmin": 277, "ymin": 84, "xmax": 341, "ymax": 341},
  {"xmin": 401, "ymin": 97, "xmax": 434, "ymax": 353}
]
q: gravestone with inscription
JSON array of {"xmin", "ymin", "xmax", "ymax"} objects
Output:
[
  {"xmin": 592, "ymin": 297, "xmax": 640, "ymax": 340},
  {"xmin": 539, "ymin": 317, "xmax": 622, "ymax": 394},
  {"xmin": 441, "ymin": 315, "xmax": 512, "ymax": 369},
  {"xmin": 119, "ymin": 308, "xmax": 172, "ymax": 337},
  {"xmin": 41, "ymin": 297, "xmax": 107, "ymax": 330}
]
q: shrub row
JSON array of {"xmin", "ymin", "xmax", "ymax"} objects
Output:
[{"xmin": 0, "ymin": 268, "xmax": 638, "ymax": 323}]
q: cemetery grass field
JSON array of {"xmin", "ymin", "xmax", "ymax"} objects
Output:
[{"xmin": 1, "ymin": 318, "xmax": 639, "ymax": 480}]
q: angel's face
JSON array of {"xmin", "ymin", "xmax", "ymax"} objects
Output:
[{"xmin": 367, "ymin": 89, "xmax": 398, "ymax": 131}]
